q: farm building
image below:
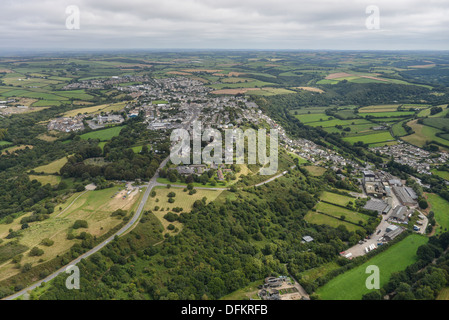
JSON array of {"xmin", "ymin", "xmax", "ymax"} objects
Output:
[
  {"xmin": 265, "ymin": 277, "xmax": 283, "ymax": 288},
  {"xmin": 302, "ymin": 236, "xmax": 314, "ymax": 243},
  {"xmin": 384, "ymin": 225, "xmax": 404, "ymax": 241},
  {"xmin": 392, "ymin": 186, "xmax": 418, "ymax": 206},
  {"xmin": 390, "ymin": 205, "xmax": 408, "ymax": 222},
  {"xmin": 364, "ymin": 181, "xmax": 385, "ymax": 198},
  {"xmin": 363, "ymin": 199, "xmax": 390, "ymax": 215},
  {"xmin": 362, "ymin": 170, "xmax": 386, "ymax": 198}
]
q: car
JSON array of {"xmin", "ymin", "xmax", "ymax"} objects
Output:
[{"xmin": 377, "ymin": 230, "xmax": 381, "ymax": 235}]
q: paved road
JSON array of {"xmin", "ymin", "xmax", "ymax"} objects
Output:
[
  {"xmin": 343, "ymin": 191, "xmax": 402, "ymax": 258},
  {"xmin": 3, "ymin": 114, "xmax": 293, "ymax": 300},
  {"xmin": 3, "ymin": 110, "xmax": 198, "ymax": 300},
  {"xmin": 3, "ymin": 156, "xmax": 170, "ymax": 300}
]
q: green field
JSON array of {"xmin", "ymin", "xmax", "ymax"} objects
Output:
[
  {"xmin": 316, "ymin": 234, "xmax": 428, "ymax": 300},
  {"xmin": 299, "ymin": 262, "xmax": 341, "ymax": 283},
  {"xmin": 305, "ymin": 211, "xmax": 362, "ymax": 232},
  {"xmin": 209, "ymin": 80, "xmax": 274, "ymax": 89},
  {"xmin": 431, "ymin": 170, "xmax": 449, "ymax": 181},
  {"xmin": 32, "ymin": 157, "xmax": 69, "ymax": 174},
  {"xmin": 343, "ymin": 131, "xmax": 395, "ymax": 145},
  {"xmin": 315, "ymin": 202, "xmax": 369, "ymax": 225},
  {"xmin": 437, "ymin": 288, "xmax": 449, "ymax": 300},
  {"xmin": 220, "ymin": 280, "xmax": 263, "ymax": 300},
  {"xmin": 391, "ymin": 120, "xmax": 409, "ymax": 137},
  {"xmin": 80, "ymin": 126, "xmax": 124, "ymax": 141},
  {"xmin": 28, "ymin": 175, "xmax": 62, "ymax": 186},
  {"xmin": 358, "ymin": 105, "xmax": 401, "ymax": 113},
  {"xmin": 295, "ymin": 113, "xmax": 332, "ymax": 123},
  {"xmin": 402, "ymin": 120, "xmax": 449, "ymax": 149},
  {"xmin": 427, "ymin": 193, "xmax": 449, "ymax": 235},
  {"xmin": 320, "ymin": 191, "xmax": 355, "ymax": 207},
  {"xmin": 304, "ymin": 166, "xmax": 326, "ymax": 176},
  {"xmin": 289, "ymin": 152, "xmax": 308, "ymax": 164},
  {"xmin": 422, "ymin": 118, "xmax": 449, "ymax": 131},
  {"xmin": 359, "ymin": 111, "xmax": 415, "ymax": 118},
  {"xmin": 308, "ymin": 119, "xmax": 371, "ymax": 128}
]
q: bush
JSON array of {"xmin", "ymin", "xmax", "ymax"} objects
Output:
[
  {"xmin": 21, "ymin": 263, "xmax": 32, "ymax": 273},
  {"xmin": 41, "ymin": 238, "xmax": 55, "ymax": 247},
  {"xmin": 73, "ymin": 220, "xmax": 88, "ymax": 229},
  {"xmin": 111, "ymin": 209, "xmax": 127, "ymax": 218},
  {"xmin": 164, "ymin": 212, "xmax": 178, "ymax": 222},
  {"xmin": 29, "ymin": 247, "xmax": 44, "ymax": 257}
]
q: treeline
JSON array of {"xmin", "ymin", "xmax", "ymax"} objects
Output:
[
  {"xmin": 61, "ymin": 123, "xmax": 167, "ymax": 181},
  {"xmin": 363, "ymin": 232, "xmax": 449, "ymax": 300},
  {"xmin": 33, "ymin": 172, "xmax": 368, "ymax": 300}
]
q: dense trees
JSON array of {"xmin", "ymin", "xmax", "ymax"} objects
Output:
[
  {"xmin": 364, "ymin": 233, "xmax": 449, "ymax": 300},
  {"xmin": 28, "ymin": 171, "xmax": 369, "ymax": 300}
]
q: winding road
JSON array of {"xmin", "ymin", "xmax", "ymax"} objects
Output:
[{"xmin": 2, "ymin": 112, "xmax": 295, "ymax": 300}]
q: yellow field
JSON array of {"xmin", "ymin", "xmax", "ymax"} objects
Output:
[
  {"xmin": 62, "ymin": 101, "xmax": 127, "ymax": 117},
  {"xmin": 359, "ymin": 105, "xmax": 400, "ymax": 113},
  {"xmin": 32, "ymin": 157, "xmax": 69, "ymax": 174},
  {"xmin": 437, "ymin": 288, "xmax": 449, "ymax": 300},
  {"xmin": 36, "ymin": 133, "xmax": 59, "ymax": 142},
  {"xmin": 1, "ymin": 145, "xmax": 33, "ymax": 155},
  {"xmin": 28, "ymin": 175, "xmax": 62, "ymax": 186},
  {"xmin": 0, "ymin": 186, "xmax": 143, "ymax": 281},
  {"xmin": 144, "ymin": 187, "xmax": 223, "ymax": 234},
  {"xmin": 294, "ymin": 87, "xmax": 324, "ymax": 94},
  {"xmin": 304, "ymin": 166, "xmax": 326, "ymax": 176}
]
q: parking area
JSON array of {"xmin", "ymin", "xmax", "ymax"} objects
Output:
[{"xmin": 341, "ymin": 192, "xmax": 426, "ymax": 259}]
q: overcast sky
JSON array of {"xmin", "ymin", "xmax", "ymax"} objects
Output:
[{"xmin": 1, "ymin": 0, "xmax": 448, "ymax": 51}]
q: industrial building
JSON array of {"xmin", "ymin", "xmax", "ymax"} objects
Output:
[
  {"xmin": 390, "ymin": 205, "xmax": 408, "ymax": 223},
  {"xmin": 392, "ymin": 186, "xmax": 418, "ymax": 206},
  {"xmin": 384, "ymin": 225, "xmax": 404, "ymax": 241},
  {"xmin": 363, "ymin": 199, "xmax": 391, "ymax": 215}
]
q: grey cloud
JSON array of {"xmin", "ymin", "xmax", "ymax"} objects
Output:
[{"xmin": 0, "ymin": 0, "xmax": 448, "ymax": 50}]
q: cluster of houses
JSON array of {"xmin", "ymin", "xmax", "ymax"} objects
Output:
[
  {"xmin": 171, "ymin": 163, "xmax": 234, "ymax": 182},
  {"xmin": 258, "ymin": 277, "xmax": 288, "ymax": 301},
  {"xmin": 373, "ymin": 141, "xmax": 449, "ymax": 175},
  {"xmin": 0, "ymin": 99, "xmax": 32, "ymax": 115},
  {"xmin": 360, "ymin": 168, "xmax": 426, "ymax": 242},
  {"xmin": 258, "ymin": 276, "xmax": 307, "ymax": 301},
  {"xmin": 62, "ymin": 75, "xmax": 149, "ymax": 90},
  {"xmin": 87, "ymin": 114, "xmax": 124, "ymax": 130},
  {"xmin": 362, "ymin": 169, "xmax": 418, "ymax": 206},
  {"xmin": 47, "ymin": 115, "xmax": 85, "ymax": 132}
]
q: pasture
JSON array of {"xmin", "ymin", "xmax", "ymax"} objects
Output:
[
  {"xmin": 294, "ymin": 113, "xmax": 331, "ymax": 123},
  {"xmin": 426, "ymin": 193, "xmax": 449, "ymax": 235},
  {"xmin": 320, "ymin": 191, "xmax": 355, "ymax": 207},
  {"xmin": 28, "ymin": 175, "xmax": 62, "ymax": 186},
  {"xmin": 80, "ymin": 126, "xmax": 124, "ymax": 141},
  {"xmin": 304, "ymin": 211, "xmax": 362, "ymax": 232},
  {"xmin": 431, "ymin": 170, "xmax": 449, "ymax": 181},
  {"xmin": 315, "ymin": 202, "xmax": 369, "ymax": 225},
  {"xmin": 358, "ymin": 111, "xmax": 415, "ymax": 118},
  {"xmin": 402, "ymin": 120, "xmax": 449, "ymax": 149},
  {"xmin": 343, "ymin": 131, "xmax": 395, "ymax": 145},
  {"xmin": 32, "ymin": 157, "xmax": 68, "ymax": 174},
  {"xmin": 316, "ymin": 234, "xmax": 428, "ymax": 300},
  {"xmin": 0, "ymin": 186, "xmax": 140, "ymax": 281},
  {"xmin": 304, "ymin": 166, "xmax": 326, "ymax": 176}
]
